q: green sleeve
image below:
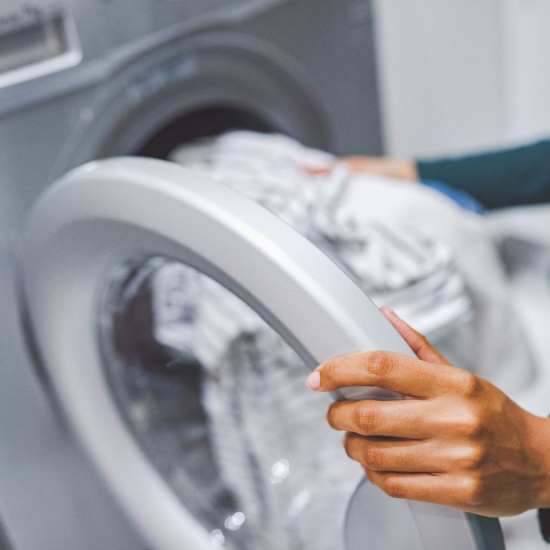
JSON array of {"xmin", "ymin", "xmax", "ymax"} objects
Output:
[{"xmin": 416, "ymin": 139, "xmax": 550, "ymax": 210}]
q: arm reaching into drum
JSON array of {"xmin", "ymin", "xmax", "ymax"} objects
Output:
[
  {"xmin": 307, "ymin": 139, "xmax": 550, "ymax": 210},
  {"xmin": 306, "ymin": 307, "xmax": 550, "ymax": 518},
  {"xmin": 307, "ymin": 157, "xmax": 419, "ymax": 182}
]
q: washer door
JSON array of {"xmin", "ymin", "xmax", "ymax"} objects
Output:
[{"xmin": 21, "ymin": 158, "xmax": 503, "ymax": 550}]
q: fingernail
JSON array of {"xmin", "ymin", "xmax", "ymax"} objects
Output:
[
  {"xmin": 380, "ymin": 306, "xmax": 397, "ymax": 318},
  {"xmin": 306, "ymin": 371, "xmax": 321, "ymax": 391}
]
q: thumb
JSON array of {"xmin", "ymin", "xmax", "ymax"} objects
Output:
[{"xmin": 380, "ymin": 306, "xmax": 450, "ymax": 365}]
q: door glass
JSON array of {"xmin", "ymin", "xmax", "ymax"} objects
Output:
[{"xmin": 98, "ymin": 256, "xmax": 363, "ymax": 550}]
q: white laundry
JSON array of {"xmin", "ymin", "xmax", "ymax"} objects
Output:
[
  {"xmin": 169, "ymin": 131, "xmax": 535, "ymax": 394},
  {"xmin": 335, "ymin": 171, "xmax": 536, "ymax": 394},
  {"xmin": 122, "ymin": 131, "xmax": 543, "ymax": 550},
  {"xmin": 170, "ymin": 131, "xmax": 472, "ymax": 343}
]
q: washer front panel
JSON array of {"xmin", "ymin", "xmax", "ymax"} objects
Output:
[{"xmin": 21, "ymin": 158, "xmax": 501, "ymax": 550}]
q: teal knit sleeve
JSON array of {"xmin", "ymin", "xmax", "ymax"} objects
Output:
[{"xmin": 417, "ymin": 139, "xmax": 550, "ymax": 210}]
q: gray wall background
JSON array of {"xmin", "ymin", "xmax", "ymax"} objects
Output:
[{"xmin": 373, "ymin": 0, "xmax": 550, "ymax": 158}]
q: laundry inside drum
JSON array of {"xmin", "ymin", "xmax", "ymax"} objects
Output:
[{"xmin": 98, "ymin": 256, "xmax": 363, "ymax": 550}]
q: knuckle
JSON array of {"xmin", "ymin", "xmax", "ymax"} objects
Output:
[
  {"xmin": 343, "ymin": 433, "xmax": 355, "ymax": 459},
  {"xmin": 356, "ymin": 404, "xmax": 380, "ymax": 434},
  {"xmin": 366, "ymin": 351, "xmax": 393, "ymax": 378},
  {"xmin": 459, "ymin": 408, "xmax": 485, "ymax": 438},
  {"xmin": 458, "ymin": 445, "xmax": 486, "ymax": 470},
  {"xmin": 416, "ymin": 334, "xmax": 432, "ymax": 353},
  {"xmin": 322, "ymin": 361, "xmax": 339, "ymax": 387},
  {"xmin": 383, "ymin": 477, "xmax": 406, "ymax": 499},
  {"xmin": 326, "ymin": 403, "xmax": 341, "ymax": 430},
  {"xmin": 462, "ymin": 476, "xmax": 485, "ymax": 508},
  {"xmin": 462, "ymin": 412, "xmax": 483, "ymax": 439},
  {"xmin": 364, "ymin": 447, "xmax": 386, "ymax": 470},
  {"xmin": 460, "ymin": 372, "xmax": 482, "ymax": 398}
]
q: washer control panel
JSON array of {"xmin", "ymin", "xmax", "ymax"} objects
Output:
[{"xmin": 0, "ymin": 0, "xmax": 286, "ymax": 88}]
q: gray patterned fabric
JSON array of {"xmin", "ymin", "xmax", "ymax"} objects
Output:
[
  {"xmin": 170, "ymin": 132, "xmax": 536, "ymax": 396},
  {"xmin": 171, "ymin": 131, "xmax": 472, "ymax": 339}
]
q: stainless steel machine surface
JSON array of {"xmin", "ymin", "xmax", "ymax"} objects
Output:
[{"xmin": 0, "ymin": 0, "xmax": 383, "ymax": 548}]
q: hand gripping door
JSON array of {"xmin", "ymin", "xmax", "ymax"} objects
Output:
[{"xmin": 21, "ymin": 158, "xmax": 504, "ymax": 550}]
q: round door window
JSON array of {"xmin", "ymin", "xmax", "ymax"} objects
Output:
[
  {"xmin": 23, "ymin": 158, "xmax": 501, "ymax": 550},
  {"xmin": 98, "ymin": 255, "xmax": 363, "ymax": 550}
]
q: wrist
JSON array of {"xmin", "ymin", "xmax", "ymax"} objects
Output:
[
  {"xmin": 394, "ymin": 159, "xmax": 419, "ymax": 181},
  {"xmin": 526, "ymin": 413, "xmax": 550, "ymax": 509}
]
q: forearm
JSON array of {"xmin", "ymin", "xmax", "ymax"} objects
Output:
[{"xmin": 416, "ymin": 139, "xmax": 550, "ymax": 210}]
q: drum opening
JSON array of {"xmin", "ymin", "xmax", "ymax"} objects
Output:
[{"xmin": 135, "ymin": 104, "xmax": 274, "ymax": 159}]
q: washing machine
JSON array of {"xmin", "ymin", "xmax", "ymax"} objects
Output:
[
  {"xmin": 0, "ymin": 1, "xmax": 505, "ymax": 549},
  {"xmin": 0, "ymin": 1, "xmax": 383, "ymax": 547},
  {"xmin": 19, "ymin": 157, "xmax": 506, "ymax": 550}
]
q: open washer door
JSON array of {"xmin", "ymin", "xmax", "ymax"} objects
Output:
[{"xmin": 21, "ymin": 158, "xmax": 504, "ymax": 550}]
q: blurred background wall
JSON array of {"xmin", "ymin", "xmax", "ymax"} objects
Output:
[{"xmin": 373, "ymin": 0, "xmax": 550, "ymax": 157}]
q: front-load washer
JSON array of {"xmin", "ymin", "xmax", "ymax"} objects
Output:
[
  {"xmin": 20, "ymin": 157, "xmax": 505, "ymax": 550},
  {"xmin": 0, "ymin": 1, "xmax": 382, "ymax": 547},
  {"xmin": 0, "ymin": 0, "xmax": 383, "ymax": 216}
]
